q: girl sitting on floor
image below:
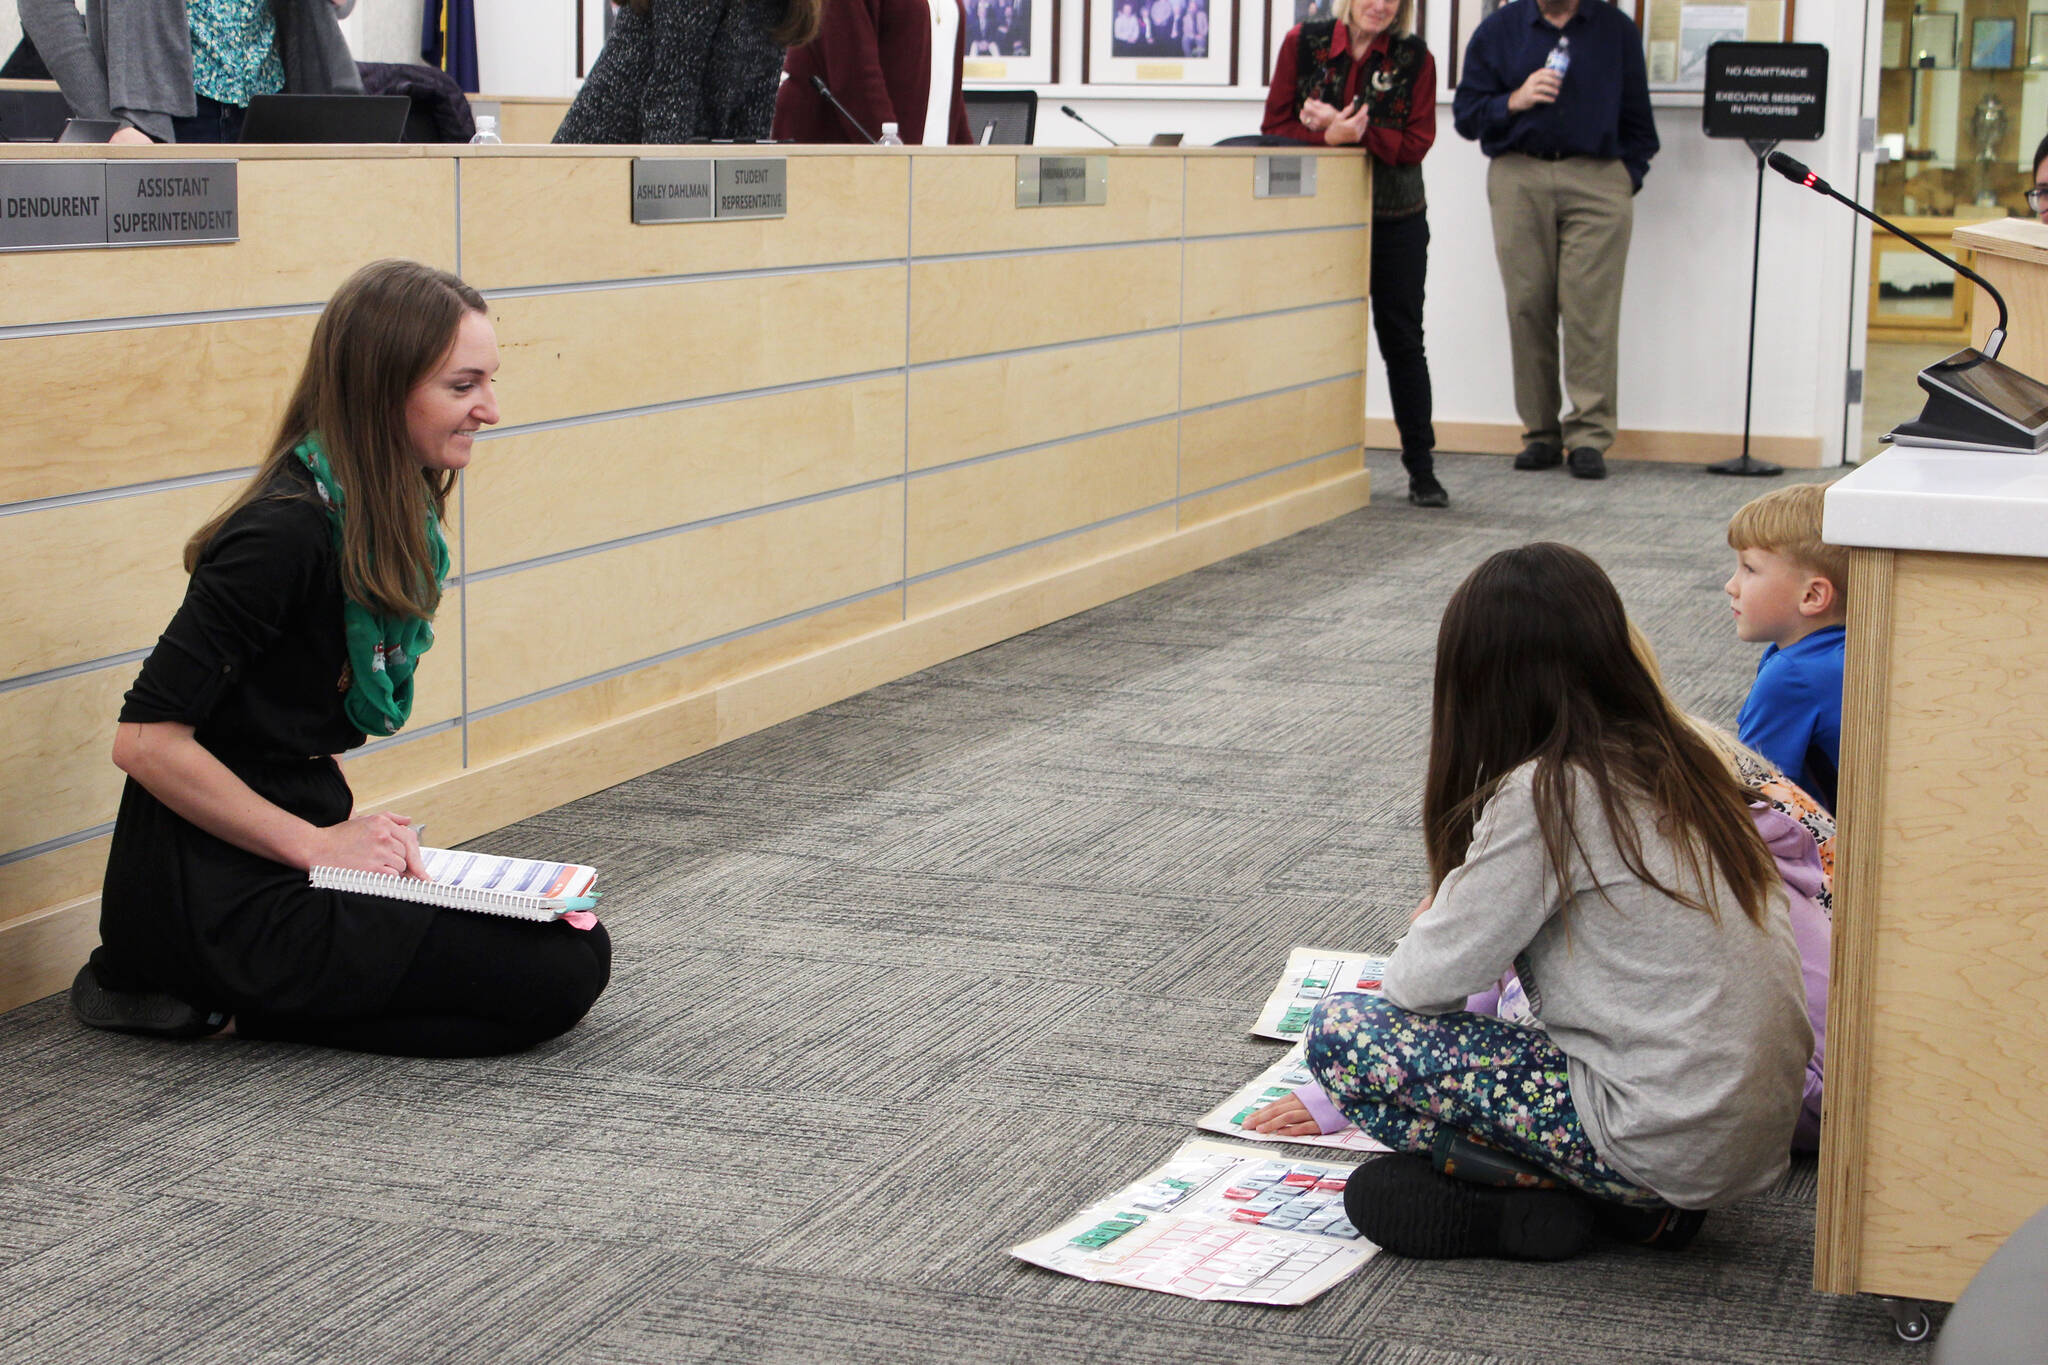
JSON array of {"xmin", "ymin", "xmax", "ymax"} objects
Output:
[
  {"xmin": 1248, "ymin": 543, "xmax": 1812, "ymax": 1260},
  {"xmin": 71, "ymin": 259, "xmax": 611, "ymax": 1057}
]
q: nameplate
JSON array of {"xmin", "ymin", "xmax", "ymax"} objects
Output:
[
  {"xmin": 1254, "ymin": 156, "xmax": 1318, "ymax": 199},
  {"xmin": 714, "ymin": 159, "xmax": 787, "ymax": 220},
  {"xmin": 105, "ymin": 162, "xmax": 238, "ymax": 245},
  {"xmin": 1, "ymin": 160, "xmax": 239, "ymax": 252},
  {"xmin": 632, "ymin": 159, "xmax": 715, "ymax": 223},
  {"xmin": 1016, "ymin": 156, "xmax": 1107, "ymax": 208}
]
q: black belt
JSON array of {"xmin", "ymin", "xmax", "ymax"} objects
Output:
[{"xmin": 1521, "ymin": 148, "xmax": 1578, "ymax": 162}]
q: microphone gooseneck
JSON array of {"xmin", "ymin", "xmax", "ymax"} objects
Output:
[
  {"xmin": 1770, "ymin": 151, "xmax": 2009, "ymax": 358},
  {"xmin": 1059, "ymin": 104, "xmax": 1118, "ymax": 147},
  {"xmin": 812, "ymin": 75, "xmax": 879, "ymax": 145}
]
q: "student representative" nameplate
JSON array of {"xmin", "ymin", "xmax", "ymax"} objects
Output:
[
  {"xmin": 1254, "ymin": 156, "xmax": 1318, "ymax": 199},
  {"xmin": 1016, "ymin": 156, "xmax": 1107, "ymax": 208}
]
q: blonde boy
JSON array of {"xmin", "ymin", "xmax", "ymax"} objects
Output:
[{"xmin": 1725, "ymin": 483, "xmax": 1848, "ymax": 812}]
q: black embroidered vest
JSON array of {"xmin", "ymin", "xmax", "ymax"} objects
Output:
[{"xmin": 1292, "ymin": 21, "xmax": 1427, "ymax": 220}]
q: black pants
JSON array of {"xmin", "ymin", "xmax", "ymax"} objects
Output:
[
  {"xmin": 235, "ymin": 913, "xmax": 613, "ymax": 1058},
  {"xmin": 171, "ymin": 94, "xmax": 246, "ymax": 143},
  {"xmin": 1371, "ymin": 210, "xmax": 1435, "ymax": 465}
]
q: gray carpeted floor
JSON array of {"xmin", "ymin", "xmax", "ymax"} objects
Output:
[{"xmin": 0, "ymin": 451, "xmax": 1937, "ymax": 1364}]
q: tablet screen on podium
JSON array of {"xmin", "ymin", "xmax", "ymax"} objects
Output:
[{"xmin": 1923, "ymin": 349, "xmax": 2048, "ymax": 437}]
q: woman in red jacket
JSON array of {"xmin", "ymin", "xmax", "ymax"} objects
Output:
[
  {"xmin": 774, "ymin": 0, "xmax": 971, "ymax": 144},
  {"xmin": 1263, "ymin": 0, "xmax": 1444, "ymax": 508}
]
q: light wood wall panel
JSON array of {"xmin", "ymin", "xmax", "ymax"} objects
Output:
[
  {"xmin": 488, "ymin": 266, "xmax": 907, "ymax": 424},
  {"xmin": 0, "ymin": 481, "xmax": 237, "ymax": 681},
  {"xmin": 466, "ymin": 485, "xmax": 904, "ymax": 711},
  {"xmin": 465, "ymin": 376, "xmax": 905, "ymax": 572},
  {"xmin": 468, "ymin": 593, "xmax": 901, "ymax": 768},
  {"xmin": 907, "ymin": 507, "xmax": 1176, "ymax": 618},
  {"xmin": 909, "ymin": 244, "xmax": 1179, "ymax": 364},
  {"xmin": 0, "ymin": 157, "xmax": 455, "ymax": 327},
  {"xmin": 460, "ymin": 155, "xmax": 909, "ymax": 289},
  {"xmin": 1181, "ymin": 302, "xmax": 1366, "ymax": 410},
  {"xmin": 0, "ymin": 837, "xmax": 107, "ymax": 935},
  {"xmin": 0, "ymin": 668, "xmax": 132, "ymax": 858},
  {"xmin": 1183, "ymin": 154, "xmax": 1372, "ymax": 237},
  {"xmin": 909, "ymin": 155, "xmax": 1182, "ymax": 256},
  {"xmin": 1183, "ymin": 228, "xmax": 1368, "ymax": 324},
  {"xmin": 1179, "ymin": 452, "xmax": 1364, "ymax": 528},
  {"xmin": 1180, "ymin": 376, "xmax": 1363, "ymax": 495},
  {"xmin": 906, "ymin": 420, "xmax": 1177, "ymax": 577},
  {"xmin": 907, "ymin": 333, "xmax": 1180, "ymax": 471},
  {"xmin": 478, "ymin": 96, "xmax": 571, "ymax": 146},
  {"xmin": 2, "ymin": 316, "xmax": 309, "ymax": 505},
  {"xmin": 339, "ymin": 728, "xmax": 466, "ymax": 813}
]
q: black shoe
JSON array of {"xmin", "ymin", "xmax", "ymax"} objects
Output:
[
  {"xmin": 1592, "ymin": 1200, "xmax": 1710, "ymax": 1251},
  {"xmin": 1513, "ymin": 442, "xmax": 1563, "ymax": 471},
  {"xmin": 1430, "ymin": 1129, "xmax": 1562, "ymax": 1189},
  {"xmin": 1344, "ymin": 1154, "xmax": 1594, "ymax": 1261},
  {"xmin": 69, "ymin": 963, "xmax": 228, "ymax": 1039},
  {"xmin": 1407, "ymin": 475, "xmax": 1450, "ymax": 509},
  {"xmin": 1567, "ymin": 447, "xmax": 1608, "ymax": 480}
]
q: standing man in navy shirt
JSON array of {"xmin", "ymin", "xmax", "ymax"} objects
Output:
[{"xmin": 1453, "ymin": 0, "xmax": 1656, "ymax": 481}]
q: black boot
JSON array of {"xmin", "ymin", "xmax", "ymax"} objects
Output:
[
  {"xmin": 1430, "ymin": 1129, "xmax": 1564, "ymax": 1190},
  {"xmin": 1344, "ymin": 1154, "xmax": 1594, "ymax": 1261},
  {"xmin": 1592, "ymin": 1200, "xmax": 1711, "ymax": 1251},
  {"xmin": 70, "ymin": 954, "xmax": 228, "ymax": 1039},
  {"xmin": 1402, "ymin": 450, "xmax": 1449, "ymax": 508}
]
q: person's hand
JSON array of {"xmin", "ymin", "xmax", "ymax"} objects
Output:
[
  {"xmin": 1323, "ymin": 100, "xmax": 1370, "ymax": 147},
  {"xmin": 1507, "ymin": 68, "xmax": 1562, "ymax": 113},
  {"xmin": 1299, "ymin": 97, "xmax": 1342, "ymax": 133},
  {"xmin": 1243, "ymin": 1094, "xmax": 1325, "ymax": 1137},
  {"xmin": 108, "ymin": 126, "xmax": 153, "ymax": 146},
  {"xmin": 306, "ymin": 812, "xmax": 429, "ymax": 879}
]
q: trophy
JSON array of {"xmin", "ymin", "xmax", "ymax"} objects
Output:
[{"xmin": 1971, "ymin": 91, "xmax": 2009, "ymax": 207}]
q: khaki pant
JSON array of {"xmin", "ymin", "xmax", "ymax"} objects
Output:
[{"xmin": 1486, "ymin": 153, "xmax": 1635, "ymax": 454}]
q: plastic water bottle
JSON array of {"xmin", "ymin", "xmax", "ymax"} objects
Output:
[
  {"xmin": 1544, "ymin": 36, "xmax": 1571, "ymax": 78},
  {"xmin": 877, "ymin": 121, "xmax": 904, "ymax": 147},
  {"xmin": 469, "ymin": 114, "xmax": 502, "ymax": 145}
]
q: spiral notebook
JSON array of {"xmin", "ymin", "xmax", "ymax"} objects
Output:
[{"xmin": 309, "ymin": 847, "xmax": 599, "ymax": 921}]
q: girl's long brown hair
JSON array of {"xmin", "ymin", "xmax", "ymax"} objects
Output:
[
  {"xmin": 623, "ymin": 0, "xmax": 822, "ymax": 47},
  {"xmin": 1422, "ymin": 543, "xmax": 1778, "ymax": 925},
  {"xmin": 185, "ymin": 259, "xmax": 487, "ymax": 621}
]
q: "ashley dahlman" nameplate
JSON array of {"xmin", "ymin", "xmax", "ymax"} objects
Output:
[{"xmin": 631, "ymin": 159, "xmax": 715, "ymax": 223}]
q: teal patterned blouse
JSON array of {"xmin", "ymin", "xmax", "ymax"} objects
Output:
[{"xmin": 189, "ymin": 0, "xmax": 287, "ymax": 108}]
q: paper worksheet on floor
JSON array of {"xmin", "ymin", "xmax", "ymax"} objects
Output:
[
  {"xmin": 1197, "ymin": 1042, "xmax": 1392, "ymax": 1155},
  {"xmin": 1010, "ymin": 1138, "xmax": 1377, "ymax": 1305},
  {"xmin": 1250, "ymin": 947, "xmax": 1393, "ymax": 1041}
]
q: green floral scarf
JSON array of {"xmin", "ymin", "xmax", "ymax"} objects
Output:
[{"xmin": 293, "ymin": 437, "xmax": 449, "ymax": 738}]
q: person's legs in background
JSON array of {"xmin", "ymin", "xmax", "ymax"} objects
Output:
[
  {"xmin": 1487, "ymin": 153, "xmax": 1566, "ymax": 470},
  {"xmin": 1554, "ymin": 157, "xmax": 1636, "ymax": 478},
  {"xmin": 170, "ymin": 94, "xmax": 246, "ymax": 143},
  {"xmin": 1370, "ymin": 210, "xmax": 1446, "ymax": 508}
]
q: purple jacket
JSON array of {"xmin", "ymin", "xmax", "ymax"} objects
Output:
[{"xmin": 1293, "ymin": 804, "xmax": 1831, "ymax": 1152}]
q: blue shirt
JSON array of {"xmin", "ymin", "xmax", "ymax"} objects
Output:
[
  {"xmin": 1452, "ymin": 0, "xmax": 1659, "ymax": 189},
  {"xmin": 189, "ymin": 0, "xmax": 286, "ymax": 109},
  {"xmin": 1738, "ymin": 624, "xmax": 1845, "ymax": 814}
]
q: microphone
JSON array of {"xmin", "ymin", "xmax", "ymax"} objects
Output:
[
  {"xmin": 1768, "ymin": 151, "xmax": 2008, "ymax": 360},
  {"xmin": 812, "ymin": 76, "xmax": 878, "ymax": 146},
  {"xmin": 1060, "ymin": 105, "xmax": 1118, "ymax": 147}
]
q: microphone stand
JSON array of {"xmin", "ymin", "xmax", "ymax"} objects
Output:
[
  {"xmin": 812, "ymin": 76, "xmax": 878, "ymax": 146},
  {"xmin": 1709, "ymin": 138, "xmax": 1785, "ymax": 478},
  {"xmin": 1059, "ymin": 105, "xmax": 1118, "ymax": 147}
]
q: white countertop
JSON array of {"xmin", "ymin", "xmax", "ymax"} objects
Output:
[{"xmin": 1824, "ymin": 447, "xmax": 2048, "ymax": 557}]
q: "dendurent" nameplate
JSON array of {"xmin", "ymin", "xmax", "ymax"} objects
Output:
[
  {"xmin": 1254, "ymin": 156, "xmax": 1318, "ymax": 199},
  {"xmin": 1016, "ymin": 156, "xmax": 1107, "ymax": 208}
]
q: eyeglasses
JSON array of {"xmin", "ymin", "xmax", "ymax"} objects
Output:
[{"xmin": 2027, "ymin": 187, "xmax": 2048, "ymax": 210}]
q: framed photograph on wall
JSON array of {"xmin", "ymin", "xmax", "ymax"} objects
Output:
[
  {"xmin": 1264, "ymin": 0, "xmax": 1428, "ymax": 84},
  {"xmin": 963, "ymin": 0, "xmax": 1059, "ymax": 86},
  {"xmin": 2032, "ymin": 14, "xmax": 2048, "ymax": 71},
  {"xmin": 1085, "ymin": 0, "xmax": 1238, "ymax": 86},
  {"xmin": 1910, "ymin": 13, "xmax": 1958, "ymax": 70},
  {"xmin": 1448, "ymin": 0, "xmax": 1508, "ymax": 88},
  {"xmin": 1971, "ymin": 17, "xmax": 2016, "ymax": 71}
]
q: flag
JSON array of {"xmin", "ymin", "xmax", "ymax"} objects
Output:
[{"xmin": 421, "ymin": 1, "xmax": 481, "ymax": 94}]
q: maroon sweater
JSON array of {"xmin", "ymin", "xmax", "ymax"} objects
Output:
[{"xmin": 774, "ymin": 0, "xmax": 971, "ymax": 144}]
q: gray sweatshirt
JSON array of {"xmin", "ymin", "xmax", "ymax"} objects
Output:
[
  {"xmin": 17, "ymin": 0, "xmax": 362, "ymax": 143},
  {"xmin": 1383, "ymin": 765, "xmax": 1812, "ymax": 1209}
]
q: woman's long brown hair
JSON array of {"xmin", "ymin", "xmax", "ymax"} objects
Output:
[
  {"xmin": 184, "ymin": 260, "xmax": 487, "ymax": 621},
  {"xmin": 623, "ymin": 0, "xmax": 822, "ymax": 47},
  {"xmin": 1422, "ymin": 543, "xmax": 1778, "ymax": 925}
]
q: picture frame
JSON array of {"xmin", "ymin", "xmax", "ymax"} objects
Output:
[
  {"xmin": 1448, "ymin": 0, "xmax": 1508, "ymax": 89},
  {"xmin": 2032, "ymin": 14, "xmax": 2048, "ymax": 71},
  {"xmin": 963, "ymin": 0, "xmax": 1060, "ymax": 87},
  {"xmin": 1264, "ymin": 0, "xmax": 1428, "ymax": 84},
  {"xmin": 1910, "ymin": 12, "xmax": 1958, "ymax": 71},
  {"xmin": 1633, "ymin": 1, "xmax": 1799, "ymax": 92},
  {"xmin": 1881, "ymin": 19, "xmax": 1904, "ymax": 71},
  {"xmin": 1084, "ymin": 0, "xmax": 1238, "ymax": 86},
  {"xmin": 1971, "ymin": 17, "xmax": 2016, "ymax": 71}
]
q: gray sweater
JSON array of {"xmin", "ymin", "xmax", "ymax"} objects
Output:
[
  {"xmin": 18, "ymin": 0, "xmax": 363, "ymax": 143},
  {"xmin": 1383, "ymin": 765, "xmax": 1812, "ymax": 1209},
  {"xmin": 553, "ymin": 0, "xmax": 786, "ymax": 144}
]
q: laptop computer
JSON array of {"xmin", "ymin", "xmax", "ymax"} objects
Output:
[
  {"xmin": 1149, "ymin": 133, "xmax": 1184, "ymax": 147},
  {"xmin": 58, "ymin": 118, "xmax": 124, "ymax": 143},
  {"xmin": 0, "ymin": 87, "xmax": 72, "ymax": 141},
  {"xmin": 239, "ymin": 94, "xmax": 410, "ymax": 144}
]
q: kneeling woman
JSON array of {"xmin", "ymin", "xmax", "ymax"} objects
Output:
[
  {"xmin": 72, "ymin": 260, "xmax": 610, "ymax": 1056},
  {"xmin": 1250, "ymin": 544, "xmax": 1811, "ymax": 1258}
]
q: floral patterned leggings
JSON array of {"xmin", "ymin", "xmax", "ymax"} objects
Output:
[{"xmin": 1305, "ymin": 992, "xmax": 1666, "ymax": 1207}]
